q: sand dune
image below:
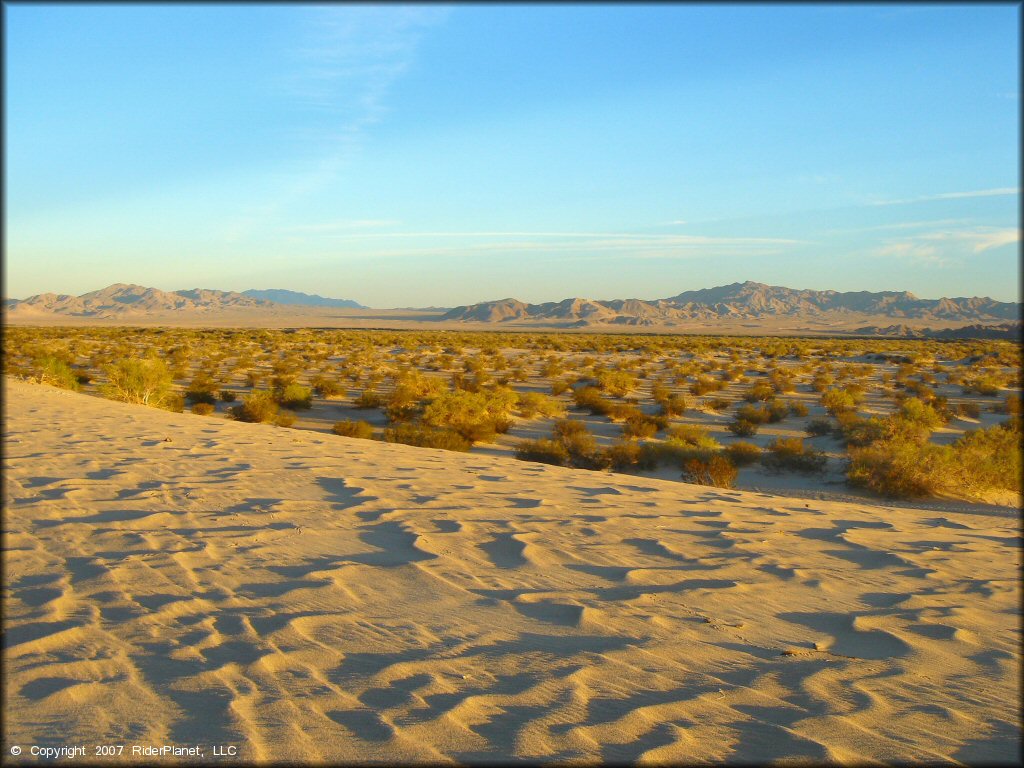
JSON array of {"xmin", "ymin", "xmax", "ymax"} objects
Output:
[{"xmin": 3, "ymin": 378, "xmax": 1020, "ymax": 764}]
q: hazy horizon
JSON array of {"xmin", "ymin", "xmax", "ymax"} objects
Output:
[
  {"xmin": 7, "ymin": 4, "xmax": 1020, "ymax": 305},
  {"xmin": 5, "ymin": 277, "xmax": 1022, "ymax": 310}
]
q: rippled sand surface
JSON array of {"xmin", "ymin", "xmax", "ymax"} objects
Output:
[{"xmin": 4, "ymin": 379, "xmax": 1019, "ymax": 764}]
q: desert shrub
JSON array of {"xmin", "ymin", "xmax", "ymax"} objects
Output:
[
  {"xmin": 515, "ymin": 438, "xmax": 570, "ymax": 466},
  {"xmin": 962, "ymin": 373, "xmax": 1005, "ymax": 396},
  {"xmin": 230, "ymin": 390, "xmax": 279, "ymax": 423},
  {"xmin": 956, "ymin": 402, "xmax": 982, "ymax": 419},
  {"xmin": 766, "ymin": 400, "xmax": 790, "ymax": 423},
  {"xmin": 788, "ymin": 401, "xmax": 809, "ymax": 417},
  {"xmin": 657, "ymin": 393, "xmax": 687, "ymax": 418},
  {"xmin": 744, "ymin": 382, "xmax": 775, "ymax": 402},
  {"xmin": 245, "ymin": 371, "xmax": 263, "ymax": 388},
  {"xmin": 727, "ymin": 418, "xmax": 759, "ymax": 437},
  {"xmin": 422, "ymin": 388, "xmax": 517, "ymax": 443},
  {"xmin": 605, "ymin": 439, "xmax": 658, "ymax": 472},
  {"xmin": 332, "ymin": 419, "xmax": 375, "ymax": 439},
  {"xmin": 312, "ymin": 375, "xmax": 344, "ymax": 398},
  {"xmin": 682, "ymin": 455, "xmax": 738, "ymax": 488},
  {"xmin": 838, "ymin": 415, "xmax": 890, "ymax": 447},
  {"xmin": 596, "ymin": 369, "xmax": 638, "ymax": 397},
  {"xmin": 34, "ymin": 356, "xmax": 80, "ymax": 390},
  {"xmin": 810, "ymin": 372, "xmax": 834, "ymax": 392},
  {"xmin": 762, "ymin": 437, "xmax": 827, "ymax": 474},
  {"xmin": 726, "ymin": 441, "xmax": 762, "ymax": 466},
  {"xmin": 191, "ymin": 402, "xmax": 216, "ymax": 416},
  {"xmin": 278, "ymin": 383, "xmax": 313, "ymax": 410},
  {"xmin": 551, "ymin": 379, "xmax": 571, "ymax": 396},
  {"xmin": 951, "ymin": 424, "xmax": 1022, "ymax": 494},
  {"xmin": 621, "ymin": 412, "xmax": 665, "ymax": 438},
  {"xmin": 898, "ymin": 397, "xmax": 943, "ymax": 430},
  {"xmin": 821, "ymin": 388, "xmax": 857, "ymax": 415},
  {"xmin": 516, "ymin": 391, "xmax": 566, "ymax": 419},
  {"xmin": 101, "ymin": 357, "xmax": 179, "ymax": 411},
  {"xmin": 690, "ymin": 376, "xmax": 724, "ymax": 396},
  {"xmin": 572, "ymin": 386, "xmax": 615, "ymax": 417},
  {"xmin": 769, "ymin": 369, "xmax": 797, "ymax": 393},
  {"xmin": 383, "ymin": 423, "xmax": 471, "ymax": 452},
  {"xmin": 548, "ymin": 419, "xmax": 608, "ymax": 469},
  {"xmin": 736, "ymin": 403, "xmax": 771, "ymax": 424},
  {"xmin": 805, "ymin": 417, "xmax": 833, "ymax": 437},
  {"xmin": 705, "ymin": 397, "xmax": 730, "ymax": 412},
  {"xmin": 353, "ymin": 389, "xmax": 383, "ymax": 409},
  {"xmin": 275, "ymin": 410, "xmax": 298, "ymax": 428},
  {"xmin": 219, "ymin": 389, "xmax": 236, "ymax": 402},
  {"xmin": 848, "ymin": 439, "xmax": 955, "ymax": 498},
  {"xmin": 185, "ymin": 373, "xmax": 218, "ymax": 405}
]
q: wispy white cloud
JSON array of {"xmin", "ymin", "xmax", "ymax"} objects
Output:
[
  {"xmin": 288, "ymin": 230, "xmax": 810, "ymax": 262},
  {"xmin": 868, "ymin": 187, "xmax": 1020, "ymax": 206},
  {"xmin": 872, "ymin": 226, "xmax": 1020, "ymax": 266},
  {"xmin": 283, "ymin": 219, "xmax": 401, "ymax": 233},
  {"xmin": 223, "ymin": 7, "xmax": 447, "ymax": 242}
]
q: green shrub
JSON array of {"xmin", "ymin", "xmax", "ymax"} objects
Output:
[
  {"xmin": 219, "ymin": 389, "xmax": 236, "ymax": 402},
  {"xmin": 956, "ymin": 402, "xmax": 982, "ymax": 419},
  {"xmin": 278, "ymin": 383, "xmax": 313, "ymax": 410},
  {"xmin": 898, "ymin": 397, "xmax": 943, "ymax": 430},
  {"xmin": 189, "ymin": 402, "xmax": 214, "ymax": 415},
  {"xmin": 727, "ymin": 418, "xmax": 759, "ymax": 437},
  {"xmin": 951, "ymin": 424, "xmax": 1022, "ymax": 494},
  {"xmin": 848, "ymin": 439, "xmax": 954, "ymax": 498},
  {"xmin": 762, "ymin": 437, "xmax": 827, "ymax": 474},
  {"xmin": 788, "ymin": 401, "xmax": 809, "ymax": 417},
  {"xmin": 657, "ymin": 393, "xmax": 687, "ymax": 418},
  {"xmin": 551, "ymin": 379, "xmax": 571, "ymax": 396},
  {"xmin": 705, "ymin": 397, "xmax": 730, "ymax": 412},
  {"xmin": 230, "ymin": 390, "xmax": 279, "ymax": 423},
  {"xmin": 353, "ymin": 389, "xmax": 383, "ymax": 409},
  {"xmin": 101, "ymin": 358, "xmax": 179, "ymax": 411},
  {"xmin": 821, "ymin": 388, "xmax": 857, "ymax": 415},
  {"xmin": 622, "ymin": 413, "xmax": 664, "ymax": 439},
  {"xmin": 422, "ymin": 388, "xmax": 517, "ymax": 443},
  {"xmin": 515, "ymin": 438, "xmax": 570, "ymax": 466},
  {"xmin": 332, "ymin": 419, "xmax": 375, "ymax": 439},
  {"xmin": 185, "ymin": 373, "xmax": 218, "ymax": 405},
  {"xmin": 34, "ymin": 356, "xmax": 80, "ymax": 390},
  {"xmin": 383, "ymin": 423, "xmax": 471, "ymax": 452},
  {"xmin": 311, "ymin": 375, "xmax": 344, "ymax": 398},
  {"xmin": 838, "ymin": 415, "xmax": 890, "ymax": 447},
  {"xmin": 596, "ymin": 369, "xmax": 638, "ymax": 397},
  {"xmin": 736, "ymin": 403, "xmax": 771, "ymax": 424},
  {"xmin": 805, "ymin": 417, "xmax": 833, "ymax": 437},
  {"xmin": 573, "ymin": 386, "xmax": 615, "ymax": 416},
  {"xmin": 766, "ymin": 400, "xmax": 790, "ymax": 423},
  {"xmin": 275, "ymin": 410, "xmax": 298, "ymax": 428},
  {"xmin": 744, "ymin": 382, "xmax": 775, "ymax": 402},
  {"xmin": 726, "ymin": 441, "xmax": 761, "ymax": 466},
  {"xmin": 516, "ymin": 391, "xmax": 566, "ymax": 419},
  {"xmin": 682, "ymin": 455, "xmax": 738, "ymax": 488},
  {"xmin": 605, "ymin": 439, "xmax": 658, "ymax": 472}
]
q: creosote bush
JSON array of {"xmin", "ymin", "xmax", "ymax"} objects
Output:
[
  {"xmin": 682, "ymin": 455, "xmax": 738, "ymax": 488},
  {"xmin": 191, "ymin": 402, "xmax": 216, "ymax": 416},
  {"xmin": 726, "ymin": 441, "xmax": 762, "ymax": 466},
  {"xmin": 230, "ymin": 390, "xmax": 279, "ymax": 423},
  {"xmin": 762, "ymin": 437, "xmax": 827, "ymax": 474},
  {"xmin": 101, "ymin": 357, "xmax": 180, "ymax": 411},
  {"xmin": 383, "ymin": 423, "xmax": 471, "ymax": 452},
  {"xmin": 332, "ymin": 419, "xmax": 375, "ymax": 440}
]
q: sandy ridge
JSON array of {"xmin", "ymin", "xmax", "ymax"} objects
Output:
[{"xmin": 3, "ymin": 379, "xmax": 1020, "ymax": 763}]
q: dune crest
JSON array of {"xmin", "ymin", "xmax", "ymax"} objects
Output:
[{"xmin": 4, "ymin": 379, "xmax": 1019, "ymax": 763}]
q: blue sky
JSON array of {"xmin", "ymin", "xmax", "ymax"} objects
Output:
[{"xmin": 5, "ymin": 4, "xmax": 1020, "ymax": 306}]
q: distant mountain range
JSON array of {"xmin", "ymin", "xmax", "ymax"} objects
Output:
[
  {"xmin": 4, "ymin": 284, "xmax": 364, "ymax": 318},
  {"xmin": 241, "ymin": 289, "xmax": 365, "ymax": 309},
  {"xmin": 4, "ymin": 281, "xmax": 1020, "ymax": 338},
  {"xmin": 441, "ymin": 281, "xmax": 1020, "ymax": 327}
]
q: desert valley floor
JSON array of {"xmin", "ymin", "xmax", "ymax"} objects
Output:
[{"xmin": 3, "ymin": 379, "xmax": 1020, "ymax": 764}]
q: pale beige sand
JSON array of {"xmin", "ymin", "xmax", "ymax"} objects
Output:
[{"xmin": 4, "ymin": 379, "xmax": 1020, "ymax": 764}]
